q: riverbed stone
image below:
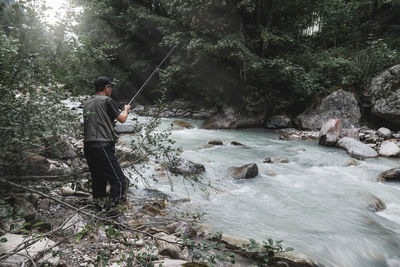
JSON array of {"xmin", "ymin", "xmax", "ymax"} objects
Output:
[
  {"xmin": 231, "ymin": 141, "xmax": 244, "ymax": 146},
  {"xmin": 265, "ymin": 114, "xmax": 292, "ymax": 129},
  {"xmin": 22, "ymin": 153, "xmax": 50, "ymax": 176},
  {"xmin": 154, "ymin": 232, "xmax": 190, "ymax": 260},
  {"xmin": 365, "ymin": 194, "xmax": 386, "ymax": 212},
  {"xmin": 378, "ymin": 141, "xmax": 400, "ymax": 157},
  {"xmin": 13, "ymin": 198, "xmax": 36, "ymax": 221},
  {"xmin": 232, "ymin": 163, "xmax": 258, "ymax": 179},
  {"xmin": 363, "ymin": 64, "xmax": 400, "ymax": 125},
  {"xmin": 208, "ymin": 140, "xmax": 223, "ymax": 145},
  {"xmin": 166, "ymin": 221, "xmax": 196, "ymax": 238},
  {"xmin": 172, "ymin": 120, "xmax": 193, "ymax": 129},
  {"xmin": 336, "ymin": 137, "xmax": 378, "ymax": 159},
  {"xmin": 43, "ymin": 135, "xmax": 78, "ymax": 160},
  {"xmin": 342, "ymin": 128, "xmax": 359, "ymax": 140},
  {"xmin": 263, "ymin": 157, "xmax": 289, "ymax": 163},
  {"xmin": 295, "ymin": 89, "xmax": 361, "ymax": 130},
  {"xmin": 319, "ymin": 118, "xmax": 342, "ymax": 146},
  {"xmin": 378, "ymin": 167, "xmax": 400, "ymax": 182},
  {"xmin": 377, "ymin": 127, "xmax": 392, "ymax": 139},
  {"xmin": 168, "ymin": 158, "xmax": 205, "ymax": 175}
]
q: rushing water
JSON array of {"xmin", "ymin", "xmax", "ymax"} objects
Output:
[{"xmin": 121, "ymin": 116, "xmax": 400, "ymax": 267}]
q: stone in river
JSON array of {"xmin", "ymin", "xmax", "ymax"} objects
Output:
[
  {"xmin": 377, "ymin": 127, "xmax": 392, "ymax": 139},
  {"xmin": 378, "ymin": 167, "xmax": 400, "ymax": 182},
  {"xmin": 231, "ymin": 141, "xmax": 244, "ymax": 146},
  {"xmin": 365, "ymin": 194, "xmax": 386, "ymax": 212},
  {"xmin": 208, "ymin": 140, "xmax": 223, "ymax": 145},
  {"xmin": 172, "ymin": 120, "xmax": 193, "ymax": 129},
  {"xmin": 168, "ymin": 158, "xmax": 205, "ymax": 175},
  {"xmin": 378, "ymin": 141, "xmax": 400, "ymax": 157},
  {"xmin": 232, "ymin": 163, "xmax": 258, "ymax": 179},
  {"xmin": 336, "ymin": 137, "xmax": 378, "ymax": 159},
  {"xmin": 319, "ymin": 118, "xmax": 342, "ymax": 146},
  {"xmin": 263, "ymin": 157, "xmax": 289, "ymax": 163}
]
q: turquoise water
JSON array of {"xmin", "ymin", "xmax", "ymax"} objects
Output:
[{"xmin": 121, "ymin": 116, "xmax": 400, "ymax": 266}]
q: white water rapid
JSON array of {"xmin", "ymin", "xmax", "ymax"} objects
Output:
[{"xmin": 121, "ymin": 116, "xmax": 400, "ymax": 267}]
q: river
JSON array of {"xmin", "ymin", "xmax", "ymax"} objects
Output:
[{"xmin": 120, "ymin": 115, "xmax": 400, "ymax": 267}]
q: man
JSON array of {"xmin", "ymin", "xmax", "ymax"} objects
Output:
[{"xmin": 83, "ymin": 76, "xmax": 131, "ymax": 209}]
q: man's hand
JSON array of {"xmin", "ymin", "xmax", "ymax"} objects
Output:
[{"xmin": 117, "ymin": 104, "xmax": 131, "ymax": 123}]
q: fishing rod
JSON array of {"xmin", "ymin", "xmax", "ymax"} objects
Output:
[{"xmin": 127, "ymin": 44, "xmax": 178, "ymax": 106}]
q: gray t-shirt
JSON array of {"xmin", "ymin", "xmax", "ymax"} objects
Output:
[{"xmin": 83, "ymin": 95, "xmax": 120, "ymax": 146}]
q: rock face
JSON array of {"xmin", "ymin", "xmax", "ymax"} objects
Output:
[
  {"xmin": 378, "ymin": 167, "xmax": 400, "ymax": 182},
  {"xmin": 336, "ymin": 137, "xmax": 378, "ymax": 159},
  {"xmin": 232, "ymin": 163, "xmax": 258, "ymax": 179},
  {"xmin": 168, "ymin": 158, "xmax": 205, "ymax": 175},
  {"xmin": 364, "ymin": 65, "xmax": 400, "ymax": 125},
  {"xmin": 203, "ymin": 107, "xmax": 263, "ymax": 129},
  {"xmin": 319, "ymin": 119, "xmax": 342, "ymax": 146},
  {"xmin": 378, "ymin": 141, "xmax": 400, "ymax": 157},
  {"xmin": 295, "ymin": 90, "xmax": 361, "ymax": 130},
  {"xmin": 265, "ymin": 115, "xmax": 292, "ymax": 129}
]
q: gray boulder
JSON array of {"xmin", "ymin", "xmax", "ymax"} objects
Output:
[
  {"xmin": 232, "ymin": 163, "xmax": 258, "ymax": 179},
  {"xmin": 377, "ymin": 127, "xmax": 392, "ymax": 139},
  {"xmin": 364, "ymin": 65, "xmax": 400, "ymax": 125},
  {"xmin": 115, "ymin": 123, "xmax": 141, "ymax": 134},
  {"xmin": 319, "ymin": 119, "xmax": 342, "ymax": 146},
  {"xmin": 378, "ymin": 167, "xmax": 400, "ymax": 182},
  {"xmin": 295, "ymin": 90, "xmax": 361, "ymax": 130},
  {"xmin": 169, "ymin": 158, "xmax": 205, "ymax": 175},
  {"xmin": 265, "ymin": 115, "xmax": 292, "ymax": 129},
  {"xmin": 43, "ymin": 135, "xmax": 77, "ymax": 160},
  {"xmin": 378, "ymin": 141, "xmax": 400, "ymax": 157},
  {"xmin": 336, "ymin": 137, "xmax": 378, "ymax": 159},
  {"xmin": 203, "ymin": 107, "xmax": 263, "ymax": 129}
]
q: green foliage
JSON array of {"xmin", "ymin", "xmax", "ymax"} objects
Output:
[{"xmin": 242, "ymin": 237, "xmax": 293, "ymax": 265}]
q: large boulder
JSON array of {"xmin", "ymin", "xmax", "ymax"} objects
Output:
[
  {"xmin": 378, "ymin": 167, "xmax": 400, "ymax": 182},
  {"xmin": 336, "ymin": 137, "xmax": 378, "ymax": 159},
  {"xmin": 203, "ymin": 107, "xmax": 263, "ymax": 129},
  {"xmin": 376, "ymin": 127, "xmax": 392, "ymax": 139},
  {"xmin": 295, "ymin": 90, "xmax": 361, "ymax": 130},
  {"xmin": 21, "ymin": 153, "xmax": 50, "ymax": 176},
  {"xmin": 168, "ymin": 158, "xmax": 205, "ymax": 175},
  {"xmin": 319, "ymin": 119, "xmax": 342, "ymax": 146},
  {"xmin": 265, "ymin": 115, "xmax": 292, "ymax": 129},
  {"xmin": 232, "ymin": 163, "xmax": 258, "ymax": 180},
  {"xmin": 363, "ymin": 65, "xmax": 400, "ymax": 125},
  {"xmin": 378, "ymin": 141, "xmax": 400, "ymax": 157}
]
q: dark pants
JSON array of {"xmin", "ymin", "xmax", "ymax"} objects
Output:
[{"xmin": 84, "ymin": 143, "xmax": 127, "ymax": 203}]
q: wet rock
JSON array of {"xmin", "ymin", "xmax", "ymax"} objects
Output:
[
  {"xmin": 346, "ymin": 159, "xmax": 360, "ymax": 166},
  {"xmin": 319, "ymin": 119, "xmax": 342, "ymax": 146},
  {"xmin": 277, "ymin": 128, "xmax": 319, "ymax": 141},
  {"xmin": 378, "ymin": 141, "xmax": 400, "ymax": 157},
  {"xmin": 295, "ymin": 89, "xmax": 361, "ymax": 130},
  {"xmin": 166, "ymin": 221, "xmax": 196, "ymax": 238},
  {"xmin": 231, "ymin": 141, "xmax": 244, "ymax": 146},
  {"xmin": 263, "ymin": 157, "xmax": 289, "ymax": 163},
  {"xmin": 154, "ymin": 232, "xmax": 190, "ymax": 260},
  {"xmin": 172, "ymin": 120, "xmax": 193, "ymax": 129},
  {"xmin": 378, "ymin": 167, "xmax": 400, "ymax": 182},
  {"xmin": 14, "ymin": 198, "xmax": 36, "ymax": 221},
  {"xmin": 365, "ymin": 194, "xmax": 386, "ymax": 212},
  {"xmin": 203, "ymin": 107, "xmax": 263, "ymax": 129},
  {"xmin": 363, "ymin": 65, "xmax": 400, "ymax": 125},
  {"xmin": 208, "ymin": 140, "xmax": 223, "ymax": 145},
  {"xmin": 168, "ymin": 158, "xmax": 205, "ymax": 175},
  {"xmin": 115, "ymin": 123, "xmax": 141, "ymax": 134},
  {"xmin": 265, "ymin": 115, "xmax": 292, "ymax": 129},
  {"xmin": 202, "ymin": 144, "xmax": 214, "ymax": 149},
  {"xmin": 377, "ymin": 127, "xmax": 392, "ymax": 139},
  {"xmin": 232, "ymin": 163, "xmax": 258, "ymax": 180},
  {"xmin": 336, "ymin": 137, "xmax": 378, "ymax": 159}
]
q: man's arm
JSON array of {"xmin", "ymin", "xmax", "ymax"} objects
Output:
[{"xmin": 117, "ymin": 105, "xmax": 131, "ymax": 123}]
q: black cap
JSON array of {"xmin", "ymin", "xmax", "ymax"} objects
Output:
[{"xmin": 94, "ymin": 76, "xmax": 116, "ymax": 89}]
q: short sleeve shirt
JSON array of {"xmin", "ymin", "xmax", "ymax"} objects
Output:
[{"xmin": 105, "ymin": 98, "xmax": 120, "ymax": 121}]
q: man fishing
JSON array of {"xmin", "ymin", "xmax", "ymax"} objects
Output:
[{"xmin": 83, "ymin": 76, "xmax": 131, "ymax": 210}]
